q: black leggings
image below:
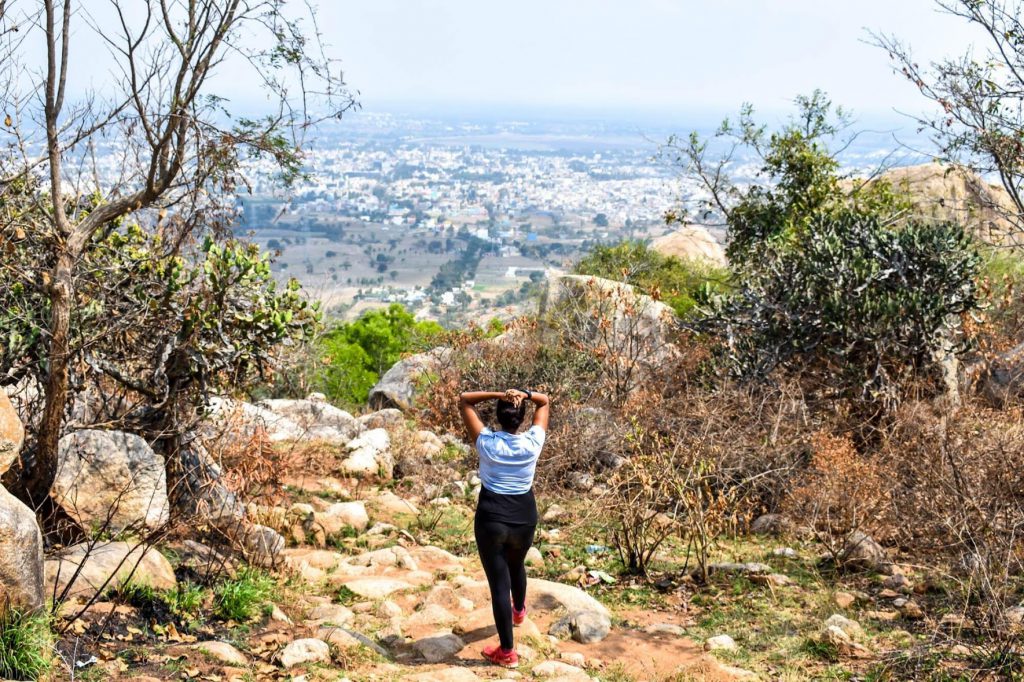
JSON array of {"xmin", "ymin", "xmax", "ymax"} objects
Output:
[{"xmin": 474, "ymin": 517, "xmax": 536, "ymax": 650}]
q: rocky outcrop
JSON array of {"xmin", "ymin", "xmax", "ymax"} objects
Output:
[
  {"xmin": 46, "ymin": 540, "xmax": 176, "ymax": 600},
  {"xmin": 651, "ymin": 224, "xmax": 727, "ymax": 266},
  {"xmin": 0, "ymin": 388, "xmax": 25, "ymax": 474},
  {"xmin": 0, "ymin": 485, "xmax": 44, "ymax": 610},
  {"xmin": 339, "ymin": 428, "xmax": 393, "ymax": 478},
  {"xmin": 204, "ymin": 397, "xmax": 306, "ymax": 443},
  {"xmin": 368, "ymin": 348, "xmax": 451, "ymax": 411},
  {"xmin": 51, "ymin": 430, "xmax": 169, "ymax": 533}
]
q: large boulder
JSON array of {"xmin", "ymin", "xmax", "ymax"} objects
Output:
[
  {"xmin": 651, "ymin": 224, "xmax": 727, "ymax": 267},
  {"xmin": 46, "ymin": 541, "xmax": 176, "ymax": 600},
  {"xmin": 256, "ymin": 397, "xmax": 362, "ymax": 442},
  {"xmin": 51, "ymin": 430, "xmax": 169, "ymax": 533},
  {"xmin": 0, "ymin": 485, "xmax": 44, "ymax": 610},
  {"xmin": 0, "ymin": 388, "xmax": 25, "ymax": 474},
  {"xmin": 368, "ymin": 348, "xmax": 451, "ymax": 411}
]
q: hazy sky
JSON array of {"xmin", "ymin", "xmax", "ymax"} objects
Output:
[
  {"xmin": 20, "ymin": 1, "xmax": 982, "ymax": 125},
  {"xmin": 308, "ymin": 0, "xmax": 977, "ymax": 122}
]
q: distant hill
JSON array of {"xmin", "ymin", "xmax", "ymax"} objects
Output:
[{"xmin": 650, "ymin": 224, "xmax": 727, "ymax": 266}]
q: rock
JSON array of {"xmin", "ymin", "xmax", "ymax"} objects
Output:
[
  {"xmin": 368, "ymin": 348, "xmax": 451, "ymax": 411},
  {"xmin": 307, "ymin": 603, "xmax": 354, "ymax": 626},
  {"xmin": 840, "ymin": 531, "xmax": 887, "ymax": 570},
  {"xmin": 358, "ymin": 408, "xmax": 406, "ymax": 432},
  {"xmin": 412, "ymin": 631, "xmax": 465, "ymax": 662},
  {"xmin": 241, "ymin": 524, "xmax": 285, "ymax": 568},
  {"xmin": 347, "ymin": 546, "xmax": 418, "ymax": 571},
  {"xmin": 316, "ymin": 501, "xmax": 369, "ymax": 535},
  {"xmin": 525, "ymin": 547, "xmax": 544, "ymax": 567},
  {"xmin": 833, "ymin": 592, "xmax": 856, "ymax": 609},
  {"xmin": 651, "ymin": 224, "xmax": 727, "ymax": 267},
  {"xmin": 527, "ymin": 578, "xmax": 610, "ymax": 617},
  {"xmin": 772, "ymin": 547, "xmax": 798, "ymax": 558},
  {"xmin": 271, "ymin": 604, "xmax": 293, "ymax": 624},
  {"xmin": 821, "ymin": 625, "xmax": 869, "ymax": 657},
  {"xmin": 560, "ymin": 651, "xmax": 587, "ymax": 666},
  {"xmin": 754, "ymin": 573, "xmax": 793, "ymax": 587},
  {"xmin": 46, "ymin": 541, "xmax": 176, "ymax": 600},
  {"xmin": 824, "ymin": 614, "xmax": 864, "ymax": 638},
  {"xmin": 542, "ymin": 504, "xmax": 568, "ymax": 523},
  {"xmin": 900, "ymin": 601, "xmax": 925, "ymax": 620},
  {"xmin": 0, "ymin": 389, "xmax": 25, "ymax": 474},
  {"xmin": 531, "ymin": 660, "xmax": 588, "ymax": 678},
  {"xmin": 205, "ymin": 397, "xmax": 305, "ymax": 442},
  {"xmin": 704, "ymin": 634, "xmax": 737, "ymax": 651},
  {"xmin": 340, "ymin": 428, "xmax": 393, "ymax": 478},
  {"xmin": 415, "ymin": 429, "xmax": 446, "ymax": 456},
  {"xmin": 567, "ymin": 471, "xmax": 595, "ymax": 491},
  {"xmin": 342, "ymin": 578, "xmax": 414, "ymax": 599},
  {"xmin": 549, "ymin": 610, "xmax": 611, "ymax": 644},
  {"xmin": 194, "ymin": 641, "xmax": 248, "ymax": 666},
  {"xmin": 750, "ymin": 514, "xmax": 792, "ymax": 536},
  {"xmin": 0, "ymin": 484, "xmax": 44, "ymax": 610},
  {"xmin": 279, "ymin": 638, "xmax": 331, "ymax": 668},
  {"xmin": 405, "ymin": 603, "xmax": 458, "ymax": 628},
  {"xmin": 256, "ymin": 398, "xmax": 362, "ymax": 441},
  {"xmin": 366, "ymin": 490, "xmax": 419, "ymax": 517},
  {"xmin": 423, "ymin": 585, "xmax": 474, "ymax": 612},
  {"xmin": 314, "ymin": 626, "xmax": 362, "ymax": 650},
  {"xmin": 51, "ymin": 430, "xmax": 169, "ymax": 533},
  {"xmin": 865, "ymin": 610, "xmax": 900, "ymax": 621}
]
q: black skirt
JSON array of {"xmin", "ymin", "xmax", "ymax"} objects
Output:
[{"xmin": 475, "ymin": 484, "xmax": 538, "ymax": 526}]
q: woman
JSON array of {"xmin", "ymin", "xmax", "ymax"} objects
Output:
[{"xmin": 459, "ymin": 387, "xmax": 550, "ymax": 669}]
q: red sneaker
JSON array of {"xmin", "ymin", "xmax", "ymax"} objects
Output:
[
  {"xmin": 481, "ymin": 644, "xmax": 519, "ymax": 668},
  {"xmin": 512, "ymin": 604, "xmax": 527, "ymax": 626}
]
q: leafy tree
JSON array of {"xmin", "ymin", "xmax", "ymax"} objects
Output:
[
  {"xmin": 573, "ymin": 240, "xmax": 727, "ymax": 318},
  {"xmin": 0, "ymin": 0, "xmax": 353, "ymax": 504},
  {"xmin": 594, "ymin": 213, "xmax": 609, "ymax": 227},
  {"xmin": 673, "ymin": 93, "xmax": 980, "ymax": 408}
]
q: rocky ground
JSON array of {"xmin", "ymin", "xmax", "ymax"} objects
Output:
[{"xmin": 4, "ymin": 391, "xmax": 1020, "ymax": 681}]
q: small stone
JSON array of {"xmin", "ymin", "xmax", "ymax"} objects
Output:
[
  {"xmin": 270, "ymin": 604, "xmax": 293, "ymax": 624},
  {"xmin": 194, "ymin": 641, "xmax": 248, "ymax": 666},
  {"xmin": 750, "ymin": 513, "xmax": 791, "ymax": 536},
  {"xmin": 833, "ymin": 591, "xmax": 856, "ymax": 609},
  {"xmin": 900, "ymin": 601, "xmax": 925, "ymax": 620},
  {"xmin": 377, "ymin": 600, "xmax": 404, "ymax": 618},
  {"xmin": 559, "ymin": 651, "xmax": 586, "ymax": 666},
  {"xmin": 879, "ymin": 588, "xmax": 900, "ymax": 599},
  {"xmin": 644, "ymin": 623, "xmax": 685, "ymax": 636},
  {"xmin": 306, "ymin": 603, "xmax": 354, "ymax": 626},
  {"xmin": 704, "ymin": 634, "xmax": 737, "ymax": 651},
  {"xmin": 525, "ymin": 547, "xmax": 544, "ymax": 567},
  {"xmin": 772, "ymin": 547, "xmax": 798, "ymax": 558},
  {"xmin": 278, "ymin": 638, "xmax": 330, "ymax": 668},
  {"xmin": 412, "ymin": 632, "xmax": 466, "ymax": 662},
  {"xmin": 342, "ymin": 578, "xmax": 413, "ymax": 599},
  {"xmin": 542, "ymin": 504, "xmax": 568, "ymax": 523},
  {"xmin": 824, "ymin": 614, "xmax": 863, "ymax": 638},
  {"xmin": 531, "ymin": 660, "xmax": 587, "ymax": 678},
  {"xmin": 865, "ymin": 610, "xmax": 899, "ymax": 621}
]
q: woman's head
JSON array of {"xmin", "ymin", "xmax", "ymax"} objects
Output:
[{"xmin": 495, "ymin": 397, "xmax": 527, "ymax": 432}]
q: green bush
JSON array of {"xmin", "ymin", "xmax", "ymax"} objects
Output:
[
  {"xmin": 315, "ymin": 303, "xmax": 443, "ymax": 405},
  {"xmin": 573, "ymin": 240, "xmax": 727, "ymax": 318},
  {"xmin": 213, "ymin": 567, "xmax": 277, "ymax": 622},
  {"xmin": 0, "ymin": 610, "xmax": 53, "ymax": 680}
]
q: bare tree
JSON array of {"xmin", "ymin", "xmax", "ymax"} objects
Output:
[
  {"xmin": 874, "ymin": 0, "xmax": 1024, "ymax": 236},
  {"xmin": 0, "ymin": 0, "xmax": 354, "ymax": 507}
]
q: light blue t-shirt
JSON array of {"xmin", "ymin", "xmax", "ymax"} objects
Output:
[{"xmin": 475, "ymin": 426, "xmax": 546, "ymax": 495}]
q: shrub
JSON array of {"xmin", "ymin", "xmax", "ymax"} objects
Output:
[
  {"xmin": 213, "ymin": 567, "xmax": 277, "ymax": 622},
  {"xmin": 0, "ymin": 609, "xmax": 53, "ymax": 681},
  {"xmin": 696, "ymin": 213, "xmax": 979, "ymax": 410}
]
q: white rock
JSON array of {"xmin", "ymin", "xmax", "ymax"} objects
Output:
[
  {"xmin": 0, "ymin": 389, "xmax": 25, "ymax": 475},
  {"xmin": 279, "ymin": 638, "xmax": 331, "ymax": 668},
  {"xmin": 704, "ymin": 634, "xmax": 737, "ymax": 651},
  {"xmin": 316, "ymin": 501, "xmax": 369, "ymax": 535},
  {"xmin": 306, "ymin": 603, "xmax": 354, "ymax": 626},
  {"xmin": 347, "ymin": 546, "xmax": 418, "ymax": 571},
  {"xmin": 531, "ymin": 660, "xmax": 588, "ymax": 678},
  {"xmin": 525, "ymin": 547, "xmax": 544, "ymax": 567},
  {"xmin": 205, "ymin": 397, "xmax": 305, "ymax": 442},
  {"xmin": 46, "ymin": 541, "xmax": 176, "ymax": 600},
  {"xmin": 51, "ymin": 430, "xmax": 169, "ymax": 532},
  {"xmin": 341, "ymin": 428, "xmax": 393, "ymax": 478},
  {"xmin": 194, "ymin": 641, "xmax": 248, "ymax": 666},
  {"xmin": 241, "ymin": 524, "xmax": 285, "ymax": 567}
]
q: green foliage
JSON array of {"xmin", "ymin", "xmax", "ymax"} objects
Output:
[
  {"xmin": 678, "ymin": 92, "xmax": 979, "ymax": 407},
  {"xmin": 0, "ymin": 609, "xmax": 53, "ymax": 680},
  {"xmin": 213, "ymin": 567, "xmax": 277, "ymax": 622},
  {"xmin": 699, "ymin": 213, "xmax": 979, "ymax": 404},
  {"xmin": 315, "ymin": 303, "xmax": 443, "ymax": 405},
  {"xmin": 573, "ymin": 240, "xmax": 727, "ymax": 317}
]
